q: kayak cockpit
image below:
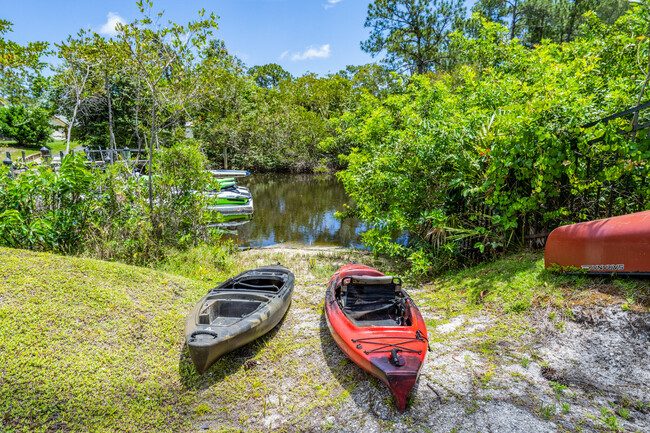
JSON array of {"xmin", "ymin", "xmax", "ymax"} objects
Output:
[
  {"xmin": 338, "ymin": 275, "xmax": 411, "ymax": 327},
  {"xmin": 198, "ymin": 292, "xmax": 272, "ymax": 326},
  {"xmin": 197, "ymin": 273, "xmax": 289, "ymax": 326}
]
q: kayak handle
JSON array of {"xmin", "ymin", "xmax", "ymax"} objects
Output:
[
  {"xmin": 189, "ymin": 330, "xmax": 219, "ymax": 341},
  {"xmin": 391, "ymin": 348, "xmax": 403, "ymax": 367}
]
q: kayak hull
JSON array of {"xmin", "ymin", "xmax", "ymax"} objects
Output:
[
  {"xmin": 185, "ymin": 266, "xmax": 294, "ymax": 374},
  {"xmin": 545, "ymin": 210, "xmax": 650, "ymax": 275},
  {"xmin": 325, "ymin": 264, "xmax": 427, "ymax": 412}
]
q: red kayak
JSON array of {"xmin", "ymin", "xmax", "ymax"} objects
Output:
[
  {"xmin": 545, "ymin": 210, "xmax": 650, "ymax": 274},
  {"xmin": 324, "ymin": 263, "xmax": 428, "ymax": 412}
]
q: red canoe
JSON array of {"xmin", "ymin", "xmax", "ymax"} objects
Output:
[
  {"xmin": 545, "ymin": 210, "xmax": 650, "ymax": 274},
  {"xmin": 324, "ymin": 263, "xmax": 428, "ymax": 412}
]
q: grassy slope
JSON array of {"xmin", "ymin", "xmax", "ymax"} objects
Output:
[
  {"xmin": 1, "ymin": 247, "xmax": 648, "ymax": 432},
  {"xmin": 416, "ymin": 251, "xmax": 649, "ymax": 364},
  {"xmin": 0, "ymin": 247, "xmax": 211, "ymax": 432},
  {"xmin": 421, "ymin": 251, "xmax": 649, "ymax": 316}
]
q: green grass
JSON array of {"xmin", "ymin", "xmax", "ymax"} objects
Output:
[
  {"xmin": 417, "ymin": 250, "xmax": 650, "ymax": 368},
  {"xmin": 419, "ymin": 251, "xmax": 650, "ymax": 316},
  {"xmin": 0, "ymin": 245, "xmax": 380, "ymax": 432},
  {"xmin": 155, "ymin": 243, "xmax": 236, "ymax": 282},
  {"xmin": 2, "ymin": 246, "xmax": 648, "ymax": 431},
  {"xmin": 0, "ymin": 247, "xmax": 211, "ymax": 432},
  {"xmin": 47, "ymin": 139, "xmax": 73, "ymax": 155}
]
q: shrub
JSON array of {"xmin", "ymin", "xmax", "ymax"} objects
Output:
[
  {"xmin": 0, "ymin": 105, "xmax": 52, "ymax": 145},
  {"xmin": 332, "ymin": 10, "xmax": 649, "ymax": 273}
]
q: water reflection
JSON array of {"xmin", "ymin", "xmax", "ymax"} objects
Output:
[{"xmin": 226, "ymin": 174, "xmax": 368, "ymax": 248}]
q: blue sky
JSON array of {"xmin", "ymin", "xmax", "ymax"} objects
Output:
[{"xmin": 1, "ymin": 0, "xmax": 475, "ymax": 77}]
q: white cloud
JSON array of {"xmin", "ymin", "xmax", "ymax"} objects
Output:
[
  {"xmin": 99, "ymin": 12, "xmax": 125, "ymax": 37},
  {"xmin": 290, "ymin": 44, "xmax": 330, "ymax": 61},
  {"xmin": 279, "ymin": 50, "xmax": 290, "ymax": 60},
  {"xmin": 324, "ymin": 0, "xmax": 343, "ymax": 9}
]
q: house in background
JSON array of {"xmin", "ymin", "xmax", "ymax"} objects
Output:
[{"xmin": 49, "ymin": 115, "xmax": 68, "ymax": 141}]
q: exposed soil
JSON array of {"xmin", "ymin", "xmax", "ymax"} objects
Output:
[{"xmin": 191, "ymin": 246, "xmax": 650, "ymax": 433}]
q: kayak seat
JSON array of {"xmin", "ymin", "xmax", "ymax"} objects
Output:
[{"xmin": 340, "ymin": 275, "xmax": 404, "ymax": 325}]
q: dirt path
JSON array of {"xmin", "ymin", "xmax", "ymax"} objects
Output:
[{"xmin": 189, "ymin": 247, "xmax": 650, "ymax": 432}]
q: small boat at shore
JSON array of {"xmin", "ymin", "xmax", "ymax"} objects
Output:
[
  {"xmin": 184, "ymin": 266, "xmax": 294, "ymax": 374},
  {"xmin": 208, "ymin": 170, "xmax": 251, "ymax": 178},
  {"xmin": 324, "ymin": 263, "xmax": 428, "ymax": 412},
  {"xmin": 545, "ymin": 210, "xmax": 650, "ymax": 275},
  {"xmin": 204, "ymin": 180, "xmax": 254, "ymax": 216}
]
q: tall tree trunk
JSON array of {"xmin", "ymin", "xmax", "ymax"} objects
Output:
[
  {"xmin": 148, "ymin": 93, "xmax": 155, "ymax": 221},
  {"xmin": 105, "ymin": 69, "xmax": 116, "ymax": 160},
  {"xmin": 510, "ymin": 0, "xmax": 518, "ymax": 41},
  {"xmin": 66, "ymin": 103, "xmax": 79, "ymax": 154},
  {"xmin": 66, "ymin": 64, "xmax": 92, "ymax": 153}
]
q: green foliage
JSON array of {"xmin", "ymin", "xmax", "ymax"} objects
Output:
[
  {"xmin": 335, "ymin": 10, "xmax": 650, "ymax": 270},
  {"xmin": 152, "ymin": 139, "xmax": 211, "ymax": 244},
  {"xmin": 0, "ymin": 20, "xmax": 49, "ymax": 106},
  {"xmin": 0, "ymin": 153, "xmax": 93, "ymax": 253},
  {"xmin": 0, "ymin": 105, "xmax": 52, "ymax": 145},
  {"xmin": 248, "ymin": 63, "xmax": 292, "ymax": 89},
  {"xmin": 0, "ymin": 138, "xmax": 216, "ymax": 264},
  {"xmin": 83, "ymin": 139, "xmax": 214, "ymax": 265},
  {"xmin": 599, "ymin": 407, "xmax": 623, "ymax": 431},
  {"xmin": 472, "ymin": 0, "xmax": 630, "ymax": 44},
  {"xmin": 195, "ymin": 64, "xmax": 354, "ymax": 172}
]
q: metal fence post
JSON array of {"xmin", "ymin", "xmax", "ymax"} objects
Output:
[
  {"xmin": 40, "ymin": 146, "xmax": 50, "ymax": 164},
  {"xmin": 3, "ymin": 152, "xmax": 14, "ymax": 179}
]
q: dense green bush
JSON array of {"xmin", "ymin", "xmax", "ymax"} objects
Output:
[
  {"xmin": 0, "ymin": 140, "xmax": 218, "ymax": 264},
  {"xmin": 331, "ymin": 9, "xmax": 650, "ymax": 273},
  {"xmin": 0, "ymin": 105, "xmax": 52, "ymax": 145},
  {"xmin": 0, "ymin": 153, "xmax": 93, "ymax": 253}
]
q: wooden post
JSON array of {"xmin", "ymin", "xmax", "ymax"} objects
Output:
[{"xmin": 223, "ymin": 146, "xmax": 228, "ymax": 170}]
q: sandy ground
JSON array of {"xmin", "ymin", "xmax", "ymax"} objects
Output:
[{"xmin": 191, "ymin": 246, "xmax": 650, "ymax": 433}]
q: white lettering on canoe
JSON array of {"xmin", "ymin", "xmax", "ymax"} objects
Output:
[{"xmin": 581, "ymin": 264, "xmax": 624, "ymax": 271}]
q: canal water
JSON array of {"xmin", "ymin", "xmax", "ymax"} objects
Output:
[{"xmin": 227, "ymin": 174, "xmax": 369, "ymax": 249}]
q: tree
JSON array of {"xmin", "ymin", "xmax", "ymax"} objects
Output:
[
  {"xmin": 118, "ymin": 0, "xmax": 217, "ymax": 219},
  {"xmin": 472, "ymin": 0, "xmax": 526, "ymax": 40},
  {"xmin": 54, "ymin": 31, "xmax": 102, "ymax": 152},
  {"xmin": 248, "ymin": 63, "xmax": 291, "ymax": 89},
  {"xmin": 361, "ymin": 0, "xmax": 466, "ymax": 74},
  {"xmin": 0, "ymin": 20, "xmax": 49, "ymax": 106},
  {"xmin": 472, "ymin": 0, "xmax": 630, "ymax": 44},
  {"xmin": 339, "ymin": 63, "xmax": 402, "ymax": 99},
  {"xmin": 0, "ymin": 105, "xmax": 52, "ymax": 145}
]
